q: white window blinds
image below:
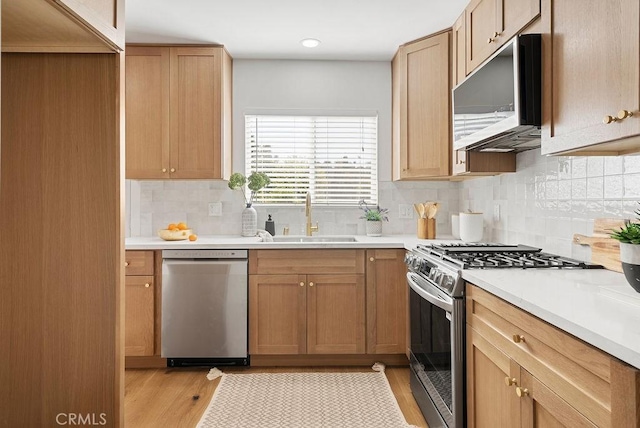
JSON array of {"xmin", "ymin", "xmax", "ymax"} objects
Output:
[{"xmin": 245, "ymin": 114, "xmax": 378, "ymax": 205}]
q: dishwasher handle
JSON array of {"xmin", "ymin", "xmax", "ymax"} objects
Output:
[{"xmin": 162, "ymin": 249, "xmax": 247, "ymax": 259}]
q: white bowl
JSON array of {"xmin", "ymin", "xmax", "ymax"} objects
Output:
[{"xmin": 158, "ymin": 229, "xmax": 192, "ymax": 241}]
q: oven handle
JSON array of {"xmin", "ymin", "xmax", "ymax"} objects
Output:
[{"xmin": 406, "ymin": 272, "xmax": 453, "ymax": 313}]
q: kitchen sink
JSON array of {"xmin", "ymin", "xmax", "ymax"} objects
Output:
[{"xmin": 270, "ymin": 236, "xmax": 358, "ymax": 243}]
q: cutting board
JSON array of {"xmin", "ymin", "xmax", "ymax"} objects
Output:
[{"xmin": 573, "ymin": 218, "xmax": 627, "ymax": 272}]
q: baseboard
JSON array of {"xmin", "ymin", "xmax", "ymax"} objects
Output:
[
  {"xmin": 125, "ymin": 356, "xmax": 167, "ymax": 369},
  {"xmin": 250, "ymin": 354, "xmax": 409, "ymax": 367}
]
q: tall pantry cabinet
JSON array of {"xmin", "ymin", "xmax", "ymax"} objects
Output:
[{"xmin": 1, "ymin": 0, "xmax": 125, "ymax": 426}]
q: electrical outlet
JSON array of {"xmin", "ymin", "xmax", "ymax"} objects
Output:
[
  {"xmin": 208, "ymin": 202, "xmax": 222, "ymax": 217},
  {"xmin": 493, "ymin": 204, "xmax": 500, "ymax": 222},
  {"xmin": 399, "ymin": 204, "xmax": 413, "ymax": 219}
]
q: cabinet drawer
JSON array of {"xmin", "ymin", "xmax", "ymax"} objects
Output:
[
  {"xmin": 124, "ymin": 251, "xmax": 154, "ymax": 276},
  {"xmin": 466, "ymin": 284, "xmax": 611, "ymax": 427},
  {"xmin": 249, "ymin": 249, "xmax": 365, "ymax": 275}
]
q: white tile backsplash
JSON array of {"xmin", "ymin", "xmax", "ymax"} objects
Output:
[{"xmin": 125, "ymin": 149, "xmax": 640, "ymax": 264}]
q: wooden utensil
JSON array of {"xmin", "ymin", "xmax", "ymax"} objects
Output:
[
  {"xmin": 573, "ymin": 218, "xmax": 627, "ymax": 272},
  {"xmin": 427, "ymin": 202, "xmax": 439, "ymax": 219}
]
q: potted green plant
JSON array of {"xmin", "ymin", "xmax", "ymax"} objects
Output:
[
  {"xmin": 359, "ymin": 200, "xmax": 389, "ymax": 237},
  {"xmin": 228, "ymin": 172, "xmax": 270, "ymax": 237},
  {"xmin": 610, "ymin": 204, "xmax": 640, "ymax": 293}
]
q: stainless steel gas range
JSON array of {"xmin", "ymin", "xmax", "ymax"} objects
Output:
[{"xmin": 405, "ymin": 243, "xmax": 602, "ymax": 428}]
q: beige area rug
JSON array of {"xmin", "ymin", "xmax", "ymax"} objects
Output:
[{"xmin": 196, "ymin": 371, "xmax": 417, "ymax": 428}]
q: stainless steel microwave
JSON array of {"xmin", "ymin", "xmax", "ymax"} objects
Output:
[{"xmin": 452, "ymin": 34, "xmax": 541, "ymax": 153}]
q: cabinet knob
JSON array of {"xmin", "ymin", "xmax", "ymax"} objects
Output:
[
  {"xmin": 516, "ymin": 387, "xmax": 529, "ymax": 397},
  {"xmin": 603, "ymin": 115, "xmax": 618, "ymax": 124},
  {"xmin": 170, "ymin": 168, "xmax": 176, "ymax": 173},
  {"xmin": 144, "ymin": 283, "xmax": 150, "ymax": 288},
  {"xmin": 124, "ymin": 261, "xmax": 130, "ymax": 267},
  {"xmin": 369, "ymin": 257, "xmax": 375, "ymax": 262},
  {"xmin": 309, "ymin": 282, "xmax": 314, "ymax": 287},
  {"xmin": 299, "ymin": 282, "xmax": 305, "ymax": 287},
  {"xmin": 512, "ymin": 334, "xmax": 526, "ymax": 343},
  {"xmin": 493, "ymin": 31, "xmax": 501, "ymax": 38},
  {"xmin": 617, "ymin": 109, "xmax": 634, "ymax": 120},
  {"xmin": 162, "ymin": 168, "xmax": 167, "ymax": 173},
  {"xmin": 487, "ymin": 37, "xmax": 494, "ymax": 44},
  {"xmin": 504, "ymin": 377, "xmax": 518, "ymax": 387}
]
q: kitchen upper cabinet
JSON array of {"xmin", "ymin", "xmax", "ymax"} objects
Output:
[
  {"xmin": 452, "ymin": 12, "xmax": 467, "ymax": 86},
  {"xmin": 392, "ymin": 31, "xmax": 451, "ymax": 180},
  {"xmin": 3, "ymin": 0, "xmax": 124, "ymax": 52},
  {"xmin": 466, "ymin": 0, "xmax": 540, "ymax": 74},
  {"xmin": 126, "ymin": 46, "xmax": 233, "ymax": 179},
  {"xmin": 467, "ymin": 284, "xmax": 640, "ymax": 427},
  {"xmin": 541, "ymin": 0, "xmax": 640, "ymax": 155},
  {"xmin": 366, "ymin": 249, "xmax": 407, "ymax": 355},
  {"xmin": 249, "ymin": 250, "xmax": 366, "ymax": 356}
]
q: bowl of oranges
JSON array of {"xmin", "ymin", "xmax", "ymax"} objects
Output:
[{"xmin": 158, "ymin": 222, "xmax": 197, "ymax": 241}]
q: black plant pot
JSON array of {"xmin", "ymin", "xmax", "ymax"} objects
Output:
[{"xmin": 620, "ymin": 243, "xmax": 640, "ymax": 293}]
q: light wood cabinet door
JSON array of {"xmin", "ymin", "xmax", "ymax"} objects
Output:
[
  {"xmin": 518, "ymin": 369, "xmax": 597, "ymax": 428},
  {"xmin": 249, "ymin": 274, "xmax": 307, "ymax": 355},
  {"xmin": 307, "ymin": 274, "xmax": 365, "ymax": 354},
  {"xmin": 125, "ymin": 46, "xmax": 232, "ymax": 179},
  {"xmin": 366, "ymin": 249, "xmax": 407, "ymax": 354},
  {"xmin": 125, "ymin": 47, "xmax": 170, "ymax": 179},
  {"xmin": 467, "ymin": 327, "xmax": 520, "ymax": 428},
  {"xmin": 542, "ymin": 0, "xmax": 640, "ymax": 155},
  {"xmin": 466, "ymin": 0, "xmax": 539, "ymax": 74},
  {"xmin": 466, "ymin": 0, "xmax": 498, "ymax": 72},
  {"xmin": 392, "ymin": 31, "xmax": 451, "ymax": 180},
  {"xmin": 169, "ymin": 47, "xmax": 223, "ymax": 179},
  {"xmin": 125, "ymin": 276, "xmax": 155, "ymax": 357},
  {"xmin": 452, "ymin": 12, "xmax": 467, "ymax": 86}
]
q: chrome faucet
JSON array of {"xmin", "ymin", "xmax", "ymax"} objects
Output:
[{"xmin": 305, "ymin": 192, "xmax": 319, "ymax": 236}]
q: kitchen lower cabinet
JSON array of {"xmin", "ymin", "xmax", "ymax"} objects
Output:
[
  {"xmin": 249, "ymin": 273, "xmax": 365, "ymax": 355},
  {"xmin": 467, "ymin": 283, "xmax": 640, "ymax": 427},
  {"xmin": 541, "ymin": 0, "xmax": 640, "ymax": 155},
  {"xmin": 366, "ymin": 249, "xmax": 407, "ymax": 354},
  {"xmin": 124, "ymin": 251, "xmax": 157, "ymax": 357}
]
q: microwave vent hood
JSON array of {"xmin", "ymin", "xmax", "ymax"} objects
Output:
[{"xmin": 452, "ymin": 34, "xmax": 542, "ymax": 153}]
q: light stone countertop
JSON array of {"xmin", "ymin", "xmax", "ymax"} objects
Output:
[{"xmin": 126, "ymin": 234, "xmax": 640, "ymax": 369}]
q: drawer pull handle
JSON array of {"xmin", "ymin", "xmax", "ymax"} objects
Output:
[
  {"xmin": 512, "ymin": 334, "xmax": 525, "ymax": 343},
  {"xmin": 369, "ymin": 257, "xmax": 375, "ymax": 262},
  {"xmin": 309, "ymin": 282, "xmax": 314, "ymax": 287},
  {"xmin": 162, "ymin": 168, "xmax": 167, "ymax": 173},
  {"xmin": 299, "ymin": 282, "xmax": 305, "ymax": 287},
  {"xmin": 124, "ymin": 262, "xmax": 130, "ymax": 267},
  {"xmin": 144, "ymin": 283, "xmax": 150, "ymax": 288},
  {"xmin": 516, "ymin": 387, "xmax": 529, "ymax": 397},
  {"xmin": 504, "ymin": 377, "xmax": 517, "ymax": 387},
  {"xmin": 170, "ymin": 168, "xmax": 176, "ymax": 173},
  {"xmin": 603, "ymin": 115, "xmax": 618, "ymax": 124}
]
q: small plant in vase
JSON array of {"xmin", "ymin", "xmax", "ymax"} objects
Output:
[
  {"xmin": 359, "ymin": 200, "xmax": 389, "ymax": 237},
  {"xmin": 610, "ymin": 203, "xmax": 640, "ymax": 293},
  {"xmin": 228, "ymin": 172, "xmax": 270, "ymax": 237}
]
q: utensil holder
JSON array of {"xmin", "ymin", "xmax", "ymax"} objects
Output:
[{"xmin": 418, "ymin": 218, "xmax": 436, "ymax": 239}]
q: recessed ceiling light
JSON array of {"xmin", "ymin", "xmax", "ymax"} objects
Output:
[{"xmin": 301, "ymin": 38, "xmax": 321, "ymax": 48}]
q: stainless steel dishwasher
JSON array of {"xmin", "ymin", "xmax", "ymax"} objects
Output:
[{"xmin": 161, "ymin": 249, "xmax": 249, "ymax": 367}]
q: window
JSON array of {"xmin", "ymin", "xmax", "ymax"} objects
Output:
[{"xmin": 245, "ymin": 114, "xmax": 378, "ymax": 205}]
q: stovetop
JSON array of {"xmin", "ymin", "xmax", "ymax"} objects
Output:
[
  {"xmin": 416, "ymin": 243, "xmax": 603, "ymax": 270},
  {"xmin": 405, "ymin": 243, "xmax": 603, "ymax": 298}
]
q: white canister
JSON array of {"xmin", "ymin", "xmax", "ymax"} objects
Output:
[
  {"xmin": 459, "ymin": 212, "xmax": 484, "ymax": 242},
  {"xmin": 451, "ymin": 214, "xmax": 460, "ymax": 239}
]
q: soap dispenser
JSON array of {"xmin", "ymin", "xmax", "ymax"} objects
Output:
[{"xmin": 265, "ymin": 214, "xmax": 275, "ymax": 236}]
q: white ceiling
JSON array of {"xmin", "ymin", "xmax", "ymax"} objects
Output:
[{"xmin": 125, "ymin": 0, "xmax": 468, "ymax": 61}]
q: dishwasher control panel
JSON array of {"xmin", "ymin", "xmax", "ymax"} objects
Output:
[{"xmin": 162, "ymin": 249, "xmax": 248, "ymax": 259}]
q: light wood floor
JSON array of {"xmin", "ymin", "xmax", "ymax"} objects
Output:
[{"xmin": 125, "ymin": 366, "xmax": 428, "ymax": 427}]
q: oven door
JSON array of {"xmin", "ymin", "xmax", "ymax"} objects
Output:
[{"xmin": 407, "ymin": 271, "xmax": 464, "ymax": 428}]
